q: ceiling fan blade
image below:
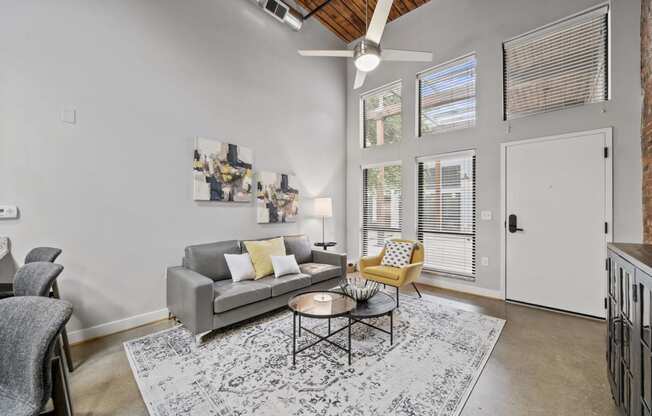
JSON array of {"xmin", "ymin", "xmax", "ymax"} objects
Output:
[
  {"xmin": 381, "ymin": 49, "xmax": 433, "ymax": 62},
  {"xmin": 354, "ymin": 70, "xmax": 367, "ymax": 90},
  {"xmin": 298, "ymin": 50, "xmax": 354, "ymax": 57},
  {"xmin": 365, "ymin": 0, "xmax": 394, "ymax": 44}
]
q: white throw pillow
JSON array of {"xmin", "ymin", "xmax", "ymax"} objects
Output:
[
  {"xmin": 224, "ymin": 253, "xmax": 256, "ymax": 282},
  {"xmin": 271, "ymin": 255, "xmax": 301, "ymax": 278},
  {"xmin": 381, "ymin": 241, "xmax": 415, "ymax": 268}
]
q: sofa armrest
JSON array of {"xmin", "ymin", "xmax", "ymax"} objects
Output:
[
  {"xmin": 166, "ymin": 266, "xmax": 214, "ymax": 335},
  {"xmin": 398, "ymin": 262, "xmax": 424, "ymax": 285},
  {"xmin": 312, "ymin": 250, "xmax": 347, "ymax": 277}
]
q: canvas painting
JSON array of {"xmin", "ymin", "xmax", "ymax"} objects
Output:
[
  {"xmin": 193, "ymin": 138, "xmax": 253, "ymax": 202},
  {"xmin": 256, "ymin": 172, "xmax": 299, "ymax": 223}
]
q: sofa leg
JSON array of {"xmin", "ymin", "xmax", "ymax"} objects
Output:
[
  {"xmin": 194, "ymin": 330, "xmax": 211, "ymax": 346},
  {"xmin": 412, "ymin": 283, "xmax": 423, "ymax": 299}
]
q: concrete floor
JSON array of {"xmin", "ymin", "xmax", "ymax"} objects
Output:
[{"xmin": 68, "ymin": 284, "xmax": 618, "ymax": 415}]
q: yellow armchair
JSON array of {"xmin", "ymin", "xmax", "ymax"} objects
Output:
[{"xmin": 359, "ymin": 239, "xmax": 424, "ymax": 306}]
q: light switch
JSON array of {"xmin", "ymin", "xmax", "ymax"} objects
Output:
[
  {"xmin": 481, "ymin": 257, "xmax": 489, "ymax": 266},
  {"xmin": 0, "ymin": 205, "xmax": 18, "ymax": 219},
  {"xmin": 61, "ymin": 109, "xmax": 76, "ymax": 124},
  {"xmin": 481, "ymin": 210, "xmax": 492, "ymax": 221}
]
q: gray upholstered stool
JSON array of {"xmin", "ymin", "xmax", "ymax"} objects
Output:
[
  {"xmin": 0, "ymin": 296, "xmax": 73, "ymax": 416},
  {"xmin": 14, "ymin": 259, "xmax": 75, "ymax": 373}
]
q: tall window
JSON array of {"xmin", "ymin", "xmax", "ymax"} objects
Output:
[
  {"xmin": 503, "ymin": 5, "xmax": 609, "ymax": 120},
  {"xmin": 417, "ymin": 151, "xmax": 476, "ymax": 278},
  {"xmin": 362, "ymin": 163, "xmax": 402, "ymax": 256},
  {"xmin": 417, "ymin": 54, "xmax": 476, "ymax": 136},
  {"xmin": 361, "ymin": 81, "xmax": 402, "ymax": 148}
]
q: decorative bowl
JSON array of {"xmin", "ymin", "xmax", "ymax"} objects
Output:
[{"xmin": 339, "ymin": 275, "xmax": 380, "ymax": 302}]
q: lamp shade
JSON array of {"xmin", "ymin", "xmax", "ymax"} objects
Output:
[{"xmin": 314, "ymin": 197, "xmax": 333, "ymax": 218}]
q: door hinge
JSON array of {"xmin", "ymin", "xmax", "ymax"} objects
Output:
[
  {"xmin": 604, "ymin": 297, "xmax": 608, "ymax": 309},
  {"xmin": 604, "ymin": 147, "xmax": 609, "ymax": 158},
  {"xmin": 605, "ymin": 222, "xmax": 608, "ymax": 234}
]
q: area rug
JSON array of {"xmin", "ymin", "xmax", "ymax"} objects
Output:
[{"xmin": 124, "ymin": 294, "xmax": 505, "ymax": 416}]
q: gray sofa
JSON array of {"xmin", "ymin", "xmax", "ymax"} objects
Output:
[{"xmin": 166, "ymin": 235, "xmax": 346, "ymax": 342}]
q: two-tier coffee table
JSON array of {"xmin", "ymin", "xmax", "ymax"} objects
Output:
[{"xmin": 288, "ymin": 290, "xmax": 396, "ymax": 365}]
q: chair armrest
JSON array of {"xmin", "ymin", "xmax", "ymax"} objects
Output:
[
  {"xmin": 399, "ymin": 262, "xmax": 424, "ymax": 285},
  {"xmin": 312, "ymin": 250, "xmax": 347, "ymax": 277},
  {"xmin": 359, "ymin": 255, "xmax": 382, "ymax": 271},
  {"xmin": 166, "ymin": 266, "xmax": 214, "ymax": 335}
]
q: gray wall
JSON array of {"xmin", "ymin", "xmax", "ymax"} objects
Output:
[
  {"xmin": 346, "ymin": 0, "xmax": 642, "ymax": 295},
  {"xmin": 0, "ymin": 0, "xmax": 347, "ymax": 333}
]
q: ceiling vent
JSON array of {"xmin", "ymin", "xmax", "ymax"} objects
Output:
[{"xmin": 253, "ymin": 0, "xmax": 303, "ymax": 31}]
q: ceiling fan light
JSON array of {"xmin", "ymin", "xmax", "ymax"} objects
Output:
[{"xmin": 355, "ymin": 53, "xmax": 380, "ymax": 72}]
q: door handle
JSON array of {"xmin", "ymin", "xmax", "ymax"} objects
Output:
[{"xmin": 508, "ymin": 214, "xmax": 524, "ymax": 233}]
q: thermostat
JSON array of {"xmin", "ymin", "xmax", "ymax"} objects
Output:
[{"xmin": 0, "ymin": 205, "xmax": 18, "ymax": 219}]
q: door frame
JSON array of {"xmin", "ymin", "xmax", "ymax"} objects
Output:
[{"xmin": 499, "ymin": 127, "xmax": 613, "ymax": 303}]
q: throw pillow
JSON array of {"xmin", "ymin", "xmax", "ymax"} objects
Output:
[
  {"xmin": 381, "ymin": 241, "xmax": 415, "ymax": 268},
  {"xmin": 224, "ymin": 253, "xmax": 256, "ymax": 282},
  {"xmin": 271, "ymin": 255, "xmax": 301, "ymax": 278},
  {"xmin": 244, "ymin": 237, "xmax": 286, "ymax": 279}
]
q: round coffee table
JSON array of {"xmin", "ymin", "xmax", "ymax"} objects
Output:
[
  {"xmin": 350, "ymin": 292, "xmax": 397, "ymax": 345},
  {"xmin": 288, "ymin": 291, "xmax": 356, "ymax": 365}
]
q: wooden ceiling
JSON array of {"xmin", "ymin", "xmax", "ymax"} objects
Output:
[{"xmin": 296, "ymin": 0, "xmax": 431, "ymax": 43}]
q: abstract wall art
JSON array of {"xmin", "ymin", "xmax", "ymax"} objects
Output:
[
  {"xmin": 256, "ymin": 172, "xmax": 299, "ymax": 223},
  {"xmin": 193, "ymin": 137, "xmax": 253, "ymax": 202}
]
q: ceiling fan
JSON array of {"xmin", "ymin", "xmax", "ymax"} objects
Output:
[{"xmin": 298, "ymin": 0, "xmax": 433, "ymax": 89}]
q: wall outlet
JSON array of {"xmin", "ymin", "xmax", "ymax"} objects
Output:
[
  {"xmin": 481, "ymin": 210, "xmax": 492, "ymax": 221},
  {"xmin": 61, "ymin": 108, "xmax": 76, "ymax": 124},
  {"xmin": 481, "ymin": 257, "xmax": 489, "ymax": 266}
]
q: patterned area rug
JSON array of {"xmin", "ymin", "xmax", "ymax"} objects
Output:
[{"xmin": 124, "ymin": 294, "xmax": 504, "ymax": 416}]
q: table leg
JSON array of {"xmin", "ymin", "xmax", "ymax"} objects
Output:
[
  {"xmin": 293, "ymin": 312, "xmax": 296, "ymax": 366},
  {"xmin": 298, "ymin": 314, "xmax": 302, "ymax": 337},
  {"xmin": 348, "ymin": 316, "xmax": 352, "ymax": 365},
  {"xmin": 390, "ymin": 310, "xmax": 394, "ymax": 345},
  {"xmin": 328, "ymin": 318, "xmax": 331, "ymax": 335}
]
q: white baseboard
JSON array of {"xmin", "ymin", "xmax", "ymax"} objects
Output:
[
  {"xmin": 67, "ymin": 307, "xmax": 169, "ymax": 345},
  {"xmin": 417, "ymin": 275, "xmax": 505, "ymax": 300}
]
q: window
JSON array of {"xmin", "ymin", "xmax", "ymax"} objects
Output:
[
  {"xmin": 503, "ymin": 5, "xmax": 609, "ymax": 120},
  {"xmin": 361, "ymin": 81, "xmax": 402, "ymax": 148},
  {"xmin": 362, "ymin": 163, "xmax": 402, "ymax": 257},
  {"xmin": 417, "ymin": 151, "xmax": 476, "ymax": 278},
  {"xmin": 417, "ymin": 54, "xmax": 476, "ymax": 136}
]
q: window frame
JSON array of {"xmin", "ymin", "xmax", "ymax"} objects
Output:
[
  {"xmin": 415, "ymin": 149, "xmax": 477, "ymax": 280},
  {"xmin": 415, "ymin": 52, "xmax": 477, "ymax": 138},
  {"xmin": 360, "ymin": 160, "xmax": 403, "ymax": 258},
  {"xmin": 359, "ymin": 80, "xmax": 403, "ymax": 149},
  {"xmin": 501, "ymin": 3, "xmax": 611, "ymax": 121}
]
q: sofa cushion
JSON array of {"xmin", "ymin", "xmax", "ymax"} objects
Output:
[
  {"xmin": 284, "ymin": 235, "xmax": 313, "ymax": 264},
  {"xmin": 300, "ymin": 263, "xmax": 341, "ymax": 284},
  {"xmin": 363, "ymin": 265, "xmax": 400, "ymax": 280},
  {"xmin": 257, "ymin": 273, "xmax": 311, "ymax": 297},
  {"xmin": 185, "ymin": 240, "xmax": 241, "ymax": 281},
  {"xmin": 213, "ymin": 280, "xmax": 271, "ymax": 313},
  {"xmin": 243, "ymin": 237, "xmax": 286, "ymax": 279}
]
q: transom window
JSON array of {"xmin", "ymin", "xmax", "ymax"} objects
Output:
[
  {"xmin": 417, "ymin": 54, "xmax": 476, "ymax": 136},
  {"xmin": 361, "ymin": 81, "xmax": 402, "ymax": 148}
]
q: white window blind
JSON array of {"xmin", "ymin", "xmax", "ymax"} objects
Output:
[
  {"xmin": 361, "ymin": 81, "xmax": 402, "ymax": 148},
  {"xmin": 417, "ymin": 54, "xmax": 476, "ymax": 136},
  {"xmin": 362, "ymin": 163, "xmax": 402, "ymax": 257},
  {"xmin": 503, "ymin": 5, "xmax": 609, "ymax": 120},
  {"xmin": 417, "ymin": 151, "xmax": 476, "ymax": 278}
]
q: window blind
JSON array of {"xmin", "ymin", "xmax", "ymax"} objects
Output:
[
  {"xmin": 362, "ymin": 163, "xmax": 402, "ymax": 257},
  {"xmin": 361, "ymin": 81, "xmax": 402, "ymax": 148},
  {"xmin": 417, "ymin": 151, "xmax": 476, "ymax": 278},
  {"xmin": 417, "ymin": 54, "xmax": 476, "ymax": 136},
  {"xmin": 503, "ymin": 5, "xmax": 609, "ymax": 120}
]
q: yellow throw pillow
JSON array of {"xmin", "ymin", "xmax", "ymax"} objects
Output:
[{"xmin": 244, "ymin": 237, "xmax": 286, "ymax": 279}]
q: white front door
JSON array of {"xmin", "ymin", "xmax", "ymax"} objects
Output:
[{"xmin": 504, "ymin": 129, "xmax": 611, "ymax": 318}]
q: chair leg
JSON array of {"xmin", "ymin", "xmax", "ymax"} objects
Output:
[
  {"xmin": 51, "ymin": 337, "xmax": 74, "ymax": 416},
  {"xmin": 412, "ymin": 283, "xmax": 423, "ymax": 299},
  {"xmin": 396, "ymin": 286, "xmax": 399, "ymax": 308},
  {"xmin": 52, "ymin": 282, "xmax": 74, "ymax": 373}
]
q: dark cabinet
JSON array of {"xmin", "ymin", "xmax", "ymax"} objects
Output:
[{"xmin": 608, "ymin": 244, "xmax": 652, "ymax": 416}]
